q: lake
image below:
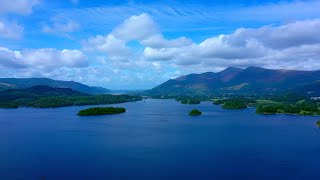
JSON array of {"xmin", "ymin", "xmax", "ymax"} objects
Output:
[{"xmin": 0, "ymin": 99, "xmax": 320, "ymax": 180}]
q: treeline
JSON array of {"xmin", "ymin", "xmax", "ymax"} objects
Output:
[
  {"xmin": 212, "ymin": 94, "xmax": 320, "ymax": 116},
  {"xmin": 256, "ymin": 101, "xmax": 320, "ymax": 115},
  {"xmin": 0, "ymin": 94, "xmax": 142, "ymax": 108},
  {"xmin": 213, "ymin": 97, "xmax": 255, "ymax": 109},
  {"xmin": 222, "ymin": 101, "xmax": 247, "ymax": 109},
  {"xmin": 253, "ymin": 93, "xmax": 320, "ymax": 115},
  {"xmin": 150, "ymin": 94, "xmax": 212, "ymax": 101},
  {"xmin": 176, "ymin": 97, "xmax": 201, "ymax": 104}
]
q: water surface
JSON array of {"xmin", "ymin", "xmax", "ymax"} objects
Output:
[{"xmin": 0, "ymin": 99, "xmax": 319, "ymax": 179}]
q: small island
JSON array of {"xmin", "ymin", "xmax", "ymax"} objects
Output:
[
  {"xmin": 189, "ymin": 109, "xmax": 202, "ymax": 116},
  {"xmin": 78, "ymin": 107, "xmax": 126, "ymax": 116},
  {"xmin": 316, "ymin": 121, "xmax": 320, "ymax": 128}
]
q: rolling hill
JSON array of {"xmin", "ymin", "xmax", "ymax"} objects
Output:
[
  {"xmin": 147, "ymin": 66, "xmax": 320, "ymax": 96},
  {"xmin": 0, "ymin": 78, "xmax": 110, "ymax": 94},
  {"xmin": 0, "ymin": 85, "xmax": 87, "ymax": 101}
]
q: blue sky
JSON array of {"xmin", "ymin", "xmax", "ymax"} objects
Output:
[{"xmin": 1, "ymin": 0, "xmax": 320, "ymax": 89}]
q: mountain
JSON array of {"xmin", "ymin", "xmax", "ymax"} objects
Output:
[
  {"xmin": 0, "ymin": 85, "xmax": 87, "ymax": 101},
  {"xmin": 146, "ymin": 66, "xmax": 320, "ymax": 96},
  {"xmin": 0, "ymin": 78, "xmax": 111, "ymax": 94},
  {"xmin": 292, "ymin": 81, "xmax": 320, "ymax": 96}
]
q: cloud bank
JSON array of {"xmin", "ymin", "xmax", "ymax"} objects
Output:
[
  {"xmin": 0, "ymin": 0, "xmax": 39, "ymax": 15},
  {"xmin": 0, "ymin": 47, "xmax": 88, "ymax": 69},
  {"xmin": 0, "ymin": 20, "xmax": 23, "ymax": 39},
  {"xmin": 84, "ymin": 14, "xmax": 320, "ymax": 72},
  {"xmin": 0, "ymin": 0, "xmax": 39, "ymax": 40}
]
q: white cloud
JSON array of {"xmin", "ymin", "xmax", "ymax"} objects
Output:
[
  {"xmin": 0, "ymin": 47, "xmax": 88, "ymax": 69},
  {"xmin": 83, "ymin": 13, "xmax": 159, "ymax": 56},
  {"xmin": 198, "ymin": 35, "xmax": 268, "ymax": 59},
  {"xmin": 141, "ymin": 34, "xmax": 193, "ymax": 48},
  {"xmin": 112, "ymin": 13, "xmax": 158, "ymax": 41},
  {"xmin": 0, "ymin": 20, "xmax": 23, "ymax": 39},
  {"xmin": 226, "ymin": 19, "xmax": 320, "ymax": 50},
  {"xmin": 144, "ymin": 47, "xmax": 178, "ymax": 61},
  {"xmin": 43, "ymin": 17, "xmax": 80, "ymax": 36},
  {"xmin": 83, "ymin": 14, "xmax": 159, "ymax": 61},
  {"xmin": 84, "ymin": 34, "xmax": 130, "ymax": 60},
  {"xmin": 82, "ymin": 14, "xmax": 320, "ymax": 87},
  {"xmin": 0, "ymin": 0, "xmax": 39, "ymax": 15},
  {"xmin": 0, "ymin": 0, "xmax": 39, "ymax": 40},
  {"xmin": 0, "ymin": 47, "xmax": 25, "ymax": 68},
  {"xmin": 83, "ymin": 13, "xmax": 195, "ymax": 62},
  {"xmin": 141, "ymin": 18, "xmax": 320, "ymax": 71}
]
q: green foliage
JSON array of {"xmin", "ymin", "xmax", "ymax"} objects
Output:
[
  {"xmin": 189, "ymin": 109, "xmax": 202, "ymax": 116},
  {"xmin": 316, "ymin": 121, "xmax": 320, "ymax": 128},
  {"xmin": 149, "ymin": 94, "xmax": 212, "ymax": 101},
  {"xmin": 222, "ymin": 101, "xmax": 247, "ymax": 109},
  {"xmin": 255, "ymin": 99, "xmax": 281, "ymax": 106},
  {"xmin": 213, "ymin": 99, "xmax": 226, "ymax": 105},
  {"xmin": 270, "ymin": 93, "xmax": 306, "ymax": 103},
  {"xmin": 78, "ymin": 107, "xmax": 126, "ymax": 116},
  {"xmin": 256, "ymin": 104, "xmax": 282, "ymax": 114},
  {"xmin": 0, "ymin": 86, "xmax": 142, "ymax": 108},
  {"xmin": 213, "ymin": 95, "xmax": 320, "ymax": 116},
  {"xmin": 28, "ymin": 95, "xmax": 141, "ymax": 108},
  {"xmin": 256, "ymin": 100, "xmax": 320, "ymax": 115},
  {"xmin": 213, "ymin": 97, "xmax": 255, "ymax": 105},
  {"xmin": 30, "ymin": 97, "xmax": 74, "ymax": 108},
  {"xmin": 213, "ymin": 97, "xmax": 253, "ymax": 109},
  {"xmin": 0, "ymin": 102, "xmax": 19, "ymax": 108}
]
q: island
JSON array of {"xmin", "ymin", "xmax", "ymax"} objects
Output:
[
  {"xmin": 189, "ymin": 109, "xmax": 202, "ymax": 116},
  {"xmin": 78, "ymin": 107, "xmax": 126, "ymax": 116},
  {"xmin": 316, "ymin": 121, "xmax": 320, "ymax": 128}
]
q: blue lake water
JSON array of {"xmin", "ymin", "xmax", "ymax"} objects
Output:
[{"xmin": 0, "ymin": 99, "xmax": 320, "ymax": 180}]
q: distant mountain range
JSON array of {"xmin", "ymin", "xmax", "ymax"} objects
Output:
[
  {"xmin": 147, "ymin": 66, "xmax": 320, "ymax": 96},
  {"xmin": 0, "ymin": 85, "xmax": 87, "ymax": 102},
  {"xmin": 0, "ymin": 78, "xmax": 110, "ymax": 94}
]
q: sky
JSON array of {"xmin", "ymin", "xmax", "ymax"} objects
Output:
[{"xmin": 0, "ymin": 0, "xmax": 320, "ymax": 89}]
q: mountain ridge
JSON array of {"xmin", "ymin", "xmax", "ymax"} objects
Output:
[
  {"xmin": 147, "ymin": 66, "xmax": 320, "ymax": 96},
  {"xmin": 0, "ymin": 78, "xmax": 110, "ymax": 94},
  {"xmin": 0, "ymin": 85, "xmax": 87, "ymax": 102}
]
